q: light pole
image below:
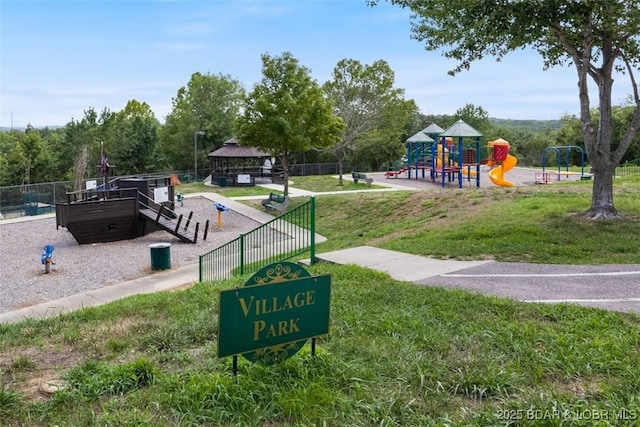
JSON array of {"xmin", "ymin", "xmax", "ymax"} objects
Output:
[{"xmin": 194, "ymin": 130, "xmax": 205, "ymax": 181}]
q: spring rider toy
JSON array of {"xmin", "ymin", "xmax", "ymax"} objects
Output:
[
  {"xmin": 41, "ymin": 244, "xmax": 55, "ymax": 274},
  {"xmin": 214, "ymin": 202, "xmax": 228, "ymax": 230}
]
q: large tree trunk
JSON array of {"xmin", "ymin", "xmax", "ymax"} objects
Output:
[
  {"xmin": 575, "ymin": 34, "xmax": 623, "ymax": 220},
  {"xmin": 587, "ymin": 167, "xmax": 618, "ymax": 219},
  {"xmin": 583, "ymin": 113, "xmax": 620, "ymax": 219}
]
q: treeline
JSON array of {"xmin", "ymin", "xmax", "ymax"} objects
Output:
[{"xmin": 2, "ymin": 53, "xmax": 639, "ymax": 188}]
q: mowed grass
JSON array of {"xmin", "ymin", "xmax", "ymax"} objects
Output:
[
  {"xmin": 311, "ymin": 177, "xmax": 640, "ymax": 264},
  {"xmin": 2, "ymin": 175, "xmax": 640, "ymax": 425}
]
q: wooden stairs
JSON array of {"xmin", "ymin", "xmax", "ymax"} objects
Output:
[{"xmin": 139, "ymin": 205, "xmax": 209, "ymax": 244}]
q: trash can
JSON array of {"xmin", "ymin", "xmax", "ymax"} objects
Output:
[
  {"xmin": 149, "ymin": 243, "xmax": 171, "ymax": 270},
  {"xmin": 218, "ymin": 176, "xmax": 227, "ymax": 187}
]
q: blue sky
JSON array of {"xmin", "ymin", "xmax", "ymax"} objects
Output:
[{"xmin": 0, "ymin": 0, "xmax": 634, "ymax": 128}]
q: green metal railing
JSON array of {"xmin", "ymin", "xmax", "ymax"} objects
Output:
[
  {"xmin": 615, "ymin": 159, "xmax": 640, "ymax": 178},
  {"xmin": 198, "ymin": 197, "xmax": 316, "ymax": 282}
]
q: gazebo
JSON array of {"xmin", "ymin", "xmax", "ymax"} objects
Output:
[{"xmin": 208, "ymin": 138, "xmax": 273, "ymax": 187}]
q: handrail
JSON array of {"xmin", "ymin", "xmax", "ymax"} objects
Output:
[
  {"xmin": 614, "ymin": 163, "xmax": 640, "ymax": 178},
  {"xmin": 65, "ymin": 187, "xmax": 138, "ymax": 203},
  {"xmin": 199, "ymin": 197, "xmax": 315, "ymax": 282}
]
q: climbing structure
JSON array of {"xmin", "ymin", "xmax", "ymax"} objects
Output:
[
  {"xmin": 55, "ymin": 175, "xmax": 209, "ymax": 245},
  {"xmin": 435, "ymin": 120, "xmax": 483, "ymax": 188},
  {"xmin": 385, "ymin": 120, "xmax": 483, "ymax": 188}
]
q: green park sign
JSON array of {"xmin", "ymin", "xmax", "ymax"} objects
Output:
[{"xmin": 218, "ymin": 262, "xmax": 331, "ymax": 364}]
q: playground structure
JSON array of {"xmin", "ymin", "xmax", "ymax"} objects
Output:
[
  {"xmin": 385, "ymin": 120, "xmax": 484, "ymax": 188},
  {"xmin": 487, "ymin": 139, "xmax": 518, "ymax": 187},
  {"xmin": 55, "ymin": 174, "xmax": 209, "ymax": 245},
  {"xmin": 536, "ymin": 145, "xmax": 590, "ymax": 184},
  {"xmin": 54, "ymin": 146, "xmax": 210, "ymax": 245}
]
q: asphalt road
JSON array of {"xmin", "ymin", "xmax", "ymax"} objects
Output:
[
  {"xmin": 420, "ymin": 261, "xmax": 640, "ymax": 313},
  {"xmin": 316, "ymin": 246, "xmax": 640, "ymax": 314}
]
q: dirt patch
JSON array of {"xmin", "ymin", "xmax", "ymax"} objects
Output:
[{"xmin": 0, "ymin": 344, "xmax": 85, "ymax": 402}]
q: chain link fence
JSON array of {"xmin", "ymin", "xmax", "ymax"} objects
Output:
[{"xmin": 0, "ymin": 163, "xmax": 352, "ymax": 220}]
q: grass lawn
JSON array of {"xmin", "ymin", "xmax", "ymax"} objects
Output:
[{"xmin": 2, "ymin": 175, "xmax": 640, "ymax": 425}]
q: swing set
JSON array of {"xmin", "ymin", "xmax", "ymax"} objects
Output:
[{"xmin": 536, "ymin": 145, "xmax": 591, "ymax": 184}]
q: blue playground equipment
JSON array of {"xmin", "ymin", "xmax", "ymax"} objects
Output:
[
  {"xmin": 386, "ymin": 121, "xmax": 484, "ymax": 188},
  {"xmin": 538, "ymin": 145, "xmax": 589, "ymax": 183},
  {"xmin": 214, "ymin": 202, "xmax": 228, "ymax": 229},
  {"xmin": 41, "ymin": 244, "xmax": 55, "ymax": 274},
  {"xmin": 435, "ymin": 120, "xmax": 483, "ymax": 188}
]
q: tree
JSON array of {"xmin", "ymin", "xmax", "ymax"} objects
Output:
[
  {"xmin": 375, "ymin": 0, "xmax": 640, "ymax": 219},
  {"xmin": 354, "ymin": 98, "xmax": 418, "ymax": 171},
  {"xmin": 323, "ymin": 59, "xmax": 414, "ymax": 185},
  {"xmin": 1, "ymin": 127, "xmax": 55, "ymax": 186},
  {"xmin": 599, "ymin": 103, "xmax": 640, "ymax": 163},
  {"xmin": 160, "ymin": 72, "xmax": 244, "ymax": 172},
  {"xmin": 62, "ymin": 108, "xmax": 110, "ymax": 190},
  {"xmin": 236, "ymin": 52, "xmax": 343, "ymax": 196},
  {"xmin": 455, "ymin": 104, "xmax": 492, "ymax": 137},
  {"xmin": 106, "ymin": 100, "xmax": 160, "ymax": 175}
]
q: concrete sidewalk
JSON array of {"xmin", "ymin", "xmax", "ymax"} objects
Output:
[
  {"xmin": 310, "ymin": 246, "xmax": 490, "ymax": 281},
  {"xmin": 3, "ymin": 240, "xmax": 640, "ymax": 323},
  {"xmin": 0, "ymin": 264, "xmax": 200, "ymax": 323}
]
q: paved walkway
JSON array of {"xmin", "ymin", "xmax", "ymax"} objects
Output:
[
  {"xmin": 311, "ymin": 246, "xmax": 640, "ymax": 314},
  {"xmin": 1, "ymin": 174, "xmax": 639, "ymax": 324}
]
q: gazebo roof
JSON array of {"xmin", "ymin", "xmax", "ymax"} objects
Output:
[
  {"xmin": 208, "ymin": 138, "xmax": 270, "ymax": 158},
  {"xmin": 421, "ymin": 123, "xmax": 444, "ymax": 135},
  {"xmin": 406, "ymin": 131, "xmax": 435, "ymax": 143},
  {"xmin": 440, "ymin": 120, "xmax": 483, "ymax": 137}
]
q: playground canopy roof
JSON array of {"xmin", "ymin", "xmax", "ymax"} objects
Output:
[
  {"xmin": 422, "ymin": 123, "xmax": 444, "ymax": 135},
  {"xmin": 406, "ymin": 131, "xmax": 435, "ymax": 143},
  {"xmin": 208, "ymin": 138, "xmax": 271, "ymax": 159},
  {"xmin": 441, "ymin": 120, "xmax": 483, "ymax": 137}
]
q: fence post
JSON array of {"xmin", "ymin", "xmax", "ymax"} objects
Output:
[
  {"xmin": 310, "ymin": 196, "xmax": 316, "ymax": 265},
  {"xmin": 240, "ymin": 233, "xmax": 245, "ymax": 275}
]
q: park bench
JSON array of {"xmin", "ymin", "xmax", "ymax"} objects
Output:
[
  {"xmin": 352, "ymin": 172, "xmax": 373, "ymax": 186},
  {"xmin": 261, "ymin": 192, "xmax": 288, "ymax": 213}
]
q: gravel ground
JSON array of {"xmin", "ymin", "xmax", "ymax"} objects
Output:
[{"xmin": 0, "ymin": 196, "xmax": 262, "ymax": 314}]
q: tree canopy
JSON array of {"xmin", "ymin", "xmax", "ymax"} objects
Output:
[
  {"xmin": 323, "ymin": 59, "xmax": 416, "ymax": 184},
  {"xmin": 160, "ymin": 72, "xmax": 245, "ymax": 172},
  {"xmin": 236, "ymin": 52, "xmax": 344, "ymax": 196},
  {"xmin": 376, "ymin": 0, "xmax": 640, "ymax": 219}
]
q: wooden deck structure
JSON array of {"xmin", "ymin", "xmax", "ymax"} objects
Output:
[{"xmin": 55, "ymin": 175, "xmax": 208, "ymax": 245}]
